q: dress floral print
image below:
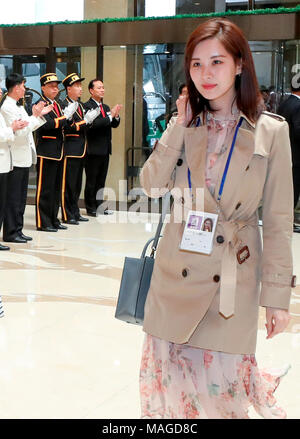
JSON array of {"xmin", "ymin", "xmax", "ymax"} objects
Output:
[{"xmin": 140, "ymin": 334, "xmax": 289, "ymax": 419}]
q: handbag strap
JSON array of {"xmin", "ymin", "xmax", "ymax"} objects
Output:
[
  {"xmin": 140, "ymin": 193, "xmax": 172, "ymax": 259},
  {"xmin": 141, "ymin": 237, "xmax": 155, "ymax": 258},
  {"xmin": 150, "ymin": 192, "xmax": 171, "ymax": 257}
]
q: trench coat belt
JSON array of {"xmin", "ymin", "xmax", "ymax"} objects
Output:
[{"xmin": 219, "ymin": 217, "xmax": 258, "ymax": 319}]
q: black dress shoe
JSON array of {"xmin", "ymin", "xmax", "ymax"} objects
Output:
[
  {"xmin": 4, "ymin": 236, "xmax": 27, "ymax": 243},
  {"xmin": 20, "ymin": 233, "xmax": 32, "ymax": 241},
  {"xmin": 55, "ymin": 223, "xmax": 68, "ymax": 230},
  {"xmin": 63, "ymin": 219, "xmax": 79, "ymax": 225},
  {"xmin": 76, "ymin": 215, "xmax": 89, "ymax": 222},
  {"xmin": 98, "ymin": 209, "xmax": 114, "ymax": 215},
  {"xmin": 86, "ymin": 211, "xmax": 96, "ymax": 217},
  {"xmin": 0, "ymin": 244, "xmax": 10, "ymax": 250},
  {"xmin": 293, "ymin": 224, "xmax": 300, "ymax": 233},
  {"xmin": 37, "ymin": 227, "xmax": 58, "ymax": 232}
]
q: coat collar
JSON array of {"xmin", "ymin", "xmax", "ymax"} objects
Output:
[
  {"xmin": 239, "ymin": 111, "xmax": 256, "ymax": 129},
  {"xmin": 90, "ymin": 98, "xmax": 102, "ymax": 107},
  {"xmin": 184, "ymin": 112, "xmax": 256, "ymax": 219},
  {"xmin": 5, "ymin": 95, "xmax": 18, "ymax": 105}
]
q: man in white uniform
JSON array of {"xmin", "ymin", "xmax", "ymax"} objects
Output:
[
  {"xmin": 0, "ymin": 88, "xmax": 29, "ymax": 250},
  {"xmin": 0, "ymin": 73, "xmax": 52, "ymax": 243}
]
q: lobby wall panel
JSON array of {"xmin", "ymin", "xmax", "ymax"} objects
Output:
[
  {"xmin": 0, "ymin": 14, "xmax": 298, "ymax": 50},
  {"xmin": 0, "ymin": 26, "xmax": 50, "ymax": 49},
  {"xmin": 53, "ymin": 23, "xmax": 98, "ymax": 47},
  {"xmin": 100, "ymin": 14, "xmax": 299, "ymax": 45}
]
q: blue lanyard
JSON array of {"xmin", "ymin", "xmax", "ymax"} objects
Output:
[{"xmin": 188, "ymin": 116, "xmax": 243, "ymax": 204}]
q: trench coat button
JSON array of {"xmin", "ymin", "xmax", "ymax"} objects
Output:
[
  {"xmin": 180, "ymin": 197, "xmax": 185, "ymax": 205},
  {"xmin": 216, "ymin": 235, "xmax": 224, "ymax": 244},
  {"xmin": 182, "ymin": 268, "xmax": 188, "ymax": 278},
  {"xmin": 213, "ymin": 275, "xmax": 220, "ymax": 283},
  {"xmin": 177, "ymin": 158, "xmax": 183, "ymax": 166},
  {"xmin": 245, "ymin": 165, "xmax": 250, "ymax": 171},
  {"xmin": 235, "ymin": 202, "xmax": 241, "ymax": 210}
]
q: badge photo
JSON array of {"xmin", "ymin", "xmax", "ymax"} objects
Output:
[{"xmin": 180, "ymin": 210, "xmax": 218, "ymax": 255}]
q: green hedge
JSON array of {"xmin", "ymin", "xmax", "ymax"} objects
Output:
[{"xmin": 0, "ymin": 5, "xmax": 299, "ymax": 28}]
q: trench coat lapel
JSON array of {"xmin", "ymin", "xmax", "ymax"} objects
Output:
[
  {"xmin": 215, "ymin": 123, "xmax": 255, "ymax": 219},
  {"xmin": 184, "ymin": 126, "xmax": 218, "ymax": 213},
  {"xmin": 184, "ymin": 118, "xmax": 255, "ymax": 217}
]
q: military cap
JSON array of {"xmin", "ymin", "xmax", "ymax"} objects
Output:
[
  {"xmin": 62, "ymin": 73, "xmax": 85, "ymax": 88},
  {"xmin": 40, "ymin": 73, "xmax": 61, "ymax": 86}
]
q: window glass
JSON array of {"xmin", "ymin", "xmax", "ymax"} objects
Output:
[
  {"xmin": 0, "ymin": 54, "xmax": 46, "ymax": 100},
  {"xmin": 55, "ymin": 47, "xmax": 81, "ymax": 102}
]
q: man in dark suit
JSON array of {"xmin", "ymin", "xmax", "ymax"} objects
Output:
[
  {"xmin": 61, "ymin": 73, "xmax": 99, "ymax": 225},
  {"xmin": 278, "ymin": 80, "xmax": 300, "ymax": 233},
  {"xmin": 35, "ymin": 72, "xmax": 78, "ymax": 232},
  {"xmin": 83, "ymin": 79, "xmax": 121, "ymax": 216}
]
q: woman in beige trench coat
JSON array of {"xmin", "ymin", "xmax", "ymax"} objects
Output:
[{"xmin": 139, "ymin": 18, "xmax": 295, "ymax": 419}]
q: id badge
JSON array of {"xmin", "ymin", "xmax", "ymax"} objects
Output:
[{"xmin": 180, "ymin": 210, "xmax": 218, "ymax": 255}]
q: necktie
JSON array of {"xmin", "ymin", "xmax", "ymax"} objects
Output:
[
  {"xmin": 53, "ymin": 101, "xmax": 60, "ymax": 116},
  {"xmin": 78, "ymin": 104, "xmax": 83, "ymax": 118},
  {"xmin": 99, "ymin": 103, "xmax": 106, "ymax": 117}
]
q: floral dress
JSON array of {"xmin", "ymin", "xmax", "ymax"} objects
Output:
[{"xmin": 139, "ymin": 112, "xmax": 290, "ymax": 419}]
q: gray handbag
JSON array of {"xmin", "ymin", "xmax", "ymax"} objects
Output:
[{"xmin": 115, "ymin": 194, "xmax": 170, "ymax": 325}]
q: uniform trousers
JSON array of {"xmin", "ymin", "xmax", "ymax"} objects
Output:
[
  {"xmin": 61, "ymin": 156, "xmax": 84, "ymax": 221},
  {"xmin": 3, "ymin": 166, "xmax": 29, "ymax": 241},
  {"xmin": 36, "ymin": 157, "xmax": 62, "ymax": 229},
  {"xmin": 293, "ymin": 165, "xmax": 300, "ymax": 208},
  {"xmin": 0, "ymin": 172, "xmax": 8, "ymax": 234},
  {"xmin": 84, "ymin": 154, "xmax": 110, "ymax": 213}
]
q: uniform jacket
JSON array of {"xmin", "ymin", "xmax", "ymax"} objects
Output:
[
  {"xmin": 35, "ymin": 96, "xmax": 68, "ymax": 160},
  {"xmin": 62, "ymin": 97, "xmax": 87, "ymax": 158},
  {"xmin": 0, "ymin": 96, "xmax": 45, "ymax": 168},
  {"xmin": 278, "ymin": 94, "xmax": 300, "ymax": 166},
  {"xmin": 140, "ymin": 111, "xmax": 294, "ymax": 355},
  {"xmin": 0, "ymin": 112, "xmax": 14, "ymax": 173},
  {"xmin": 83, "ymin": 98, "xmax": 120, "ymax": 156}
]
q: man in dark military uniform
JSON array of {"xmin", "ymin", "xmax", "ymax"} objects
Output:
[
  {"xmin": 61, "ymin": 73, "xmax": 99, "ymax": 224},
  {"xmin": 35, "ymin": 73, "xmax": 78, "ymax": 232}
]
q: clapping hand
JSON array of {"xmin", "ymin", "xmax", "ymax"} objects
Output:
[
  {"xmin": 40, "ymin": 103, "xmax": 54, "ymax": 116},
  {"xmin": 63, "ymin": 101, "xmax": 79, "ymax": 120},
  {"xmin": 111, "ymin": 104, "xmax": 122, "ymax": 118},
  {"xmin": 11, "ymin": 119, "xmax": 29, "ymax": 132},
  {"xmin": 32, "ymin": 101, "xmax": 47, "ymax": 118},
  {"xmin": 84, "ymin": 107, "xmax": 100, "ymax": 124}
]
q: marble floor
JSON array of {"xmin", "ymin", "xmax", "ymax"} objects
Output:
[{"xmin": 0, "ymin": 205, "xmax": 299, "ymax": 419}]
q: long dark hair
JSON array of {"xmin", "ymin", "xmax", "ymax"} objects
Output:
[{"xmin": 184, "ymin": 18, "xmax": 261, "ymax": 124}]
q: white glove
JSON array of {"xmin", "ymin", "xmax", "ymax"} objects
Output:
[
  {"xmin": 63, "ymin": 101, "xmax": 79, "ymax": 120},
  {"xmin": 84, "ymin": 107, "xmax": 101, "ymax": 124}
]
